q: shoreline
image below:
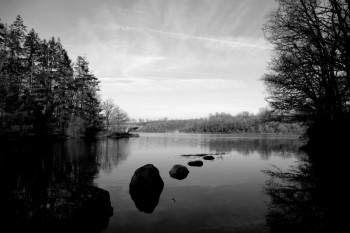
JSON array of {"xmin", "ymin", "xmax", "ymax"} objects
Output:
[
  {"xmin": 138, "ymin": 131, "xmax": 303, "ymax": 138},
  {"xmin": 0, "ymin": 132, "xmax": 140, "ymax": 142},
  {"xmin": 0, "ymin": 131, "xmax": 302, "ymax": 142}
]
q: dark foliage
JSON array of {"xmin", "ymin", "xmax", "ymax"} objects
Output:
[
  {"xmin": 0, "ymin": 16, "xmax": 103, "ymax": 138},
  {"xmin": 262, "ymin": 0, "xmax": 350, "ymax": 142}
]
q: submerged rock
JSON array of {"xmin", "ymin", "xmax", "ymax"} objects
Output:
[
  {"xmin": 203, "ymin": 155, "xmax": 215, "ymax": 160},
  {"xmin": 69, "ymin": 186, "xmax": 113, "ymax": 233},
  {"xmin": 169, "ymin": 165, "xmax": 189, "ymax": 180},
  {"xmin": 43, "ymin": 185, "xmax": 112, "ymax": 233},
  {"xmin": 188, "ymin": 160, "xmax": 203, "ymax": 167},
  {"xmin": 129, "ymin": 164, "xmax": 164, "ymax": 213}
]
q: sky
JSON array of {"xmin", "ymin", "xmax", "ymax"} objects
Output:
[{"xmin": 0, "ymin": 0, "xmax": 277, "ymax": 120}]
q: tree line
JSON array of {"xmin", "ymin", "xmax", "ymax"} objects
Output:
[
  {"xmin": 0, "ymin": 16, "xmax": 102, "ymax": 138},
  {"xmin": 139, "ymin": 110, "xmax": 304, "ymax": 134},
  {"xmin": 263, "ymin": 0, "xmax": 350, "ymax": 145}
]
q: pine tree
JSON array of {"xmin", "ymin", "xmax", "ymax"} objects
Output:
[
  {"xmin": 51, "ymin": 38, "xmax": 74, "ymax": 133},
  {"xmin": 2, "ymin": 15, "xmax": 28, "ymax": 133},
  {"xmin": 73, "ymin": 56, "xmax": 102, "ymax": 135},
  {"xmin": 0, "ymin": 19, "xmax": 8, "ymax": 130},
  {"xmin": 23, "ymin": 29, "xmax": 41, "ymax": 96}
]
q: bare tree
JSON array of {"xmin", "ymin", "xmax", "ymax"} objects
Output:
[
  {"xmin": 262, "ymin": 0, "xmax": 350, "ymax": 138},
  {"xmin": 101, "ymin": 99, "xmax": 129, "ymax": 132},
  {"xmin": 101, "ymin": 99, "xmax": 115, "ymax": 131},
  {"xmin": 112, "ymin": 106, "xmax": 129, "ymax": 131}
]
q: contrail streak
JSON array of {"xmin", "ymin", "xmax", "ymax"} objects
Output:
[{"xmin": 115, "ymin": 25, "xmax": 268, "ymax": 50}]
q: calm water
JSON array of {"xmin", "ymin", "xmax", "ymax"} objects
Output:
[{"xmin": 0, "ymin": 133, "xmax": 304, "ymax": 233}]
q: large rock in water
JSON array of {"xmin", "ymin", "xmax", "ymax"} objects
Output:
[
  {"xmin": 203, "ymin": 155, "xmax": 215, "ymax": 160},
  {"xmin": 129, "ymin": 164, "xmax": 164, "ymax": 213},
  {"xmin": 188, "ymin": 160, "xmax": 203, "ymax": 167},
  {"xmin": 169, "ymin": 165, "xmax": 189, "ymax": 180}
]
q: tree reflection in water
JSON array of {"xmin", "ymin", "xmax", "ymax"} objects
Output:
[
  {"xmin": 0, "ymin": 139, "xmax": 113, "ymax": 233},
  {"xmin": 207, "ymin": 137, "xmax": 303, "ymax": 159},
  {"xmin": 263, "ymin": 148, "xmax": 346, "ymax": 233},
  {"xmin": 98, "ymin": 138, "xmax": 131, "ymax": 173}
]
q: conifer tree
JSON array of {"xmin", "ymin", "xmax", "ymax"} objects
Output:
[{"xmin": 73, "ymin": 56, "xmax": 102, "ymax": 135}]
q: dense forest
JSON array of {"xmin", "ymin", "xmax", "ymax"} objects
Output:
[
  {"xmin": 0, "ymin": 16, "xmax": 102, "ymax": 138},
  {"xmin": 139, "ymin": 111, "xmax": 304, "ymax": 134}
]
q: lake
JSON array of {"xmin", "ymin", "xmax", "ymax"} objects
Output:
[{"xmin": 0, "ymin": 133, "xmax": 304, "ymax": 233}]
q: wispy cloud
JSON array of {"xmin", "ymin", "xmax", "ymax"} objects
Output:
[
  {"xmin": 58, "ymin": 0, "xmax": 273, "ymax": 118},
  {"xmin": 115, "ymin": 25, "xmax": 269, "ymax": 50},
  {"xmin": 100, "ymin": 77, "xmax": 246, "ymax": 93},
  {"xmin": 122, "ymin": 55, "xmax": 165, "ymax": 76}
]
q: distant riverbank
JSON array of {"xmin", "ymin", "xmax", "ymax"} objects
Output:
[{"xmin": 138, "ymin": 131, "xmax": 302, "ymax": 138}]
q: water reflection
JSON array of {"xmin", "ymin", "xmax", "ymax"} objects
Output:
[
  {"xmin": 98, "ymin": 139, "xmax": 131, "ymax": 173},
  {"xmin": 0, "ymin": 139, "xmax": 113, "ymax": 233},
  {"xmin": 206, "ymin": 137, "xmax": 302, "ymax": 159},
  {"xmin": 263, "ymin": 149, "xmax": 346, "ymax": 233},
  {"xmin": 138, "ymin": 133, "xmax": 302, "ymax": 159},
  {"xmin": 0, "ymin": 134, "xmax": 304, "ymax": 233}
]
